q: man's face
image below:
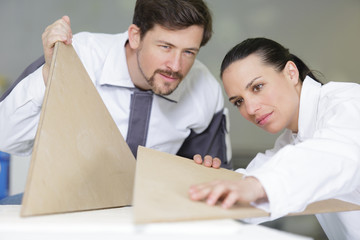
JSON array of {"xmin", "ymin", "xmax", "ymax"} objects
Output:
[{"xmin": 135, "ymin": 24, "xmax": 204, "ymax": 95}]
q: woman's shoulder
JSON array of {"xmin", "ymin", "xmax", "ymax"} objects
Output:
[
  {"xmin": 321, "ymin": 81, "xmax": 360, "ymax": 98},
  {"xmin": 317, "ymin": 81, "xmax": 360, "ymax": 126}
]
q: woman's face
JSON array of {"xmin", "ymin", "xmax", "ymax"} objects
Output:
[{"xmin": 222, "ymin": 54, "xmax": 302, "ymax": 133}]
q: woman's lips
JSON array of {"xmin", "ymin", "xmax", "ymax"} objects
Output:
[{"xmin": 256, "ymin": 112, "xmax": 273, "ymax": 126}]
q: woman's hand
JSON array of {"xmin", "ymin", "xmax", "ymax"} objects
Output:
[
  {"xmin": 193, "ymin": 154, "xmax": 221, "ymax": 168},
  {"xmin": 189, "ymin": 177, "xmax": 267, "ymax": 208}
]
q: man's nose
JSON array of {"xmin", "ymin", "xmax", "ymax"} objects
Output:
[{"xmin": 167, "ymin": 52, "xmax": 182, "ymax": 72}]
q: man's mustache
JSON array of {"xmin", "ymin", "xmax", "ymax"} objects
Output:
[{"xmin": 155, "ymin": 69, "xmax": 183, "ymax": 80}]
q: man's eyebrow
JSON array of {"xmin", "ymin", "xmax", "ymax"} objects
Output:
[
  {"xmin": 245, "ymin": 76, "xmax": 261, "ymax": 89},
  {"xmin": 157, "ymin": 40, "xmax": 175, "ymax": 47},
  {"xmin": 156, "ymin": 40, "xmax": 200, "ymax": 52}
]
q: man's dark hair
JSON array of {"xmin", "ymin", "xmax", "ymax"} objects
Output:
[{"xmin": 133, "ymin": 0, "xmax": 212, "ymax": 47}]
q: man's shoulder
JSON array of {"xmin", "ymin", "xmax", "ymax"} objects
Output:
[
  {"xmin": 72, "ymin": 31, "xmax": 127, "ymax": 52},
  {"xmin": 74, "ymin": 31, "xmax": 127, "ymax": 41}
]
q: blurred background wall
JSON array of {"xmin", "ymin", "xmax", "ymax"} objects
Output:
[
  {"xmin": 1, "ymin": 1, "xmax": 359, "ymax": 239},
  {"xmin": 1, "ymin": 0, "xmax": 360, "ymax": 159}
]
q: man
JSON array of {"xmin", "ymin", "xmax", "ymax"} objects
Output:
[{"xmin": 0, "ymin": 0, "xmax": 231, "ymax": 204}]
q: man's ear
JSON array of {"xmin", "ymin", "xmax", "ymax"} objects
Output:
[
  {"xmin": 127, "ymin": 24, "xmax": 141, "ymax": 49},
  {"xmin": 285, "ymin": 61, "xmax": 300, "ymax": 85}
]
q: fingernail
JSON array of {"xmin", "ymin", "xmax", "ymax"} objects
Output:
[{"xmin": 222, "ymin": 203, "xmax": 229, "ymax": 209}]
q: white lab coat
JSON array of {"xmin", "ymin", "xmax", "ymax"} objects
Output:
[{"xmin": 237, "ymin": 76, "xmax": 360, "ymax": 240}]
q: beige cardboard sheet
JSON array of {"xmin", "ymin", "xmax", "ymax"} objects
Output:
[
  {"xmin": 21, "ymin": 42, "xmax": 136, "ymax": 216},
  {"xmin": 133, "ymin": 146, "xmax": 360, "ymax": 224}
]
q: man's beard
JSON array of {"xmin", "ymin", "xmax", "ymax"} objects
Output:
[
  {"xmin": 146, "ymin": 69, "xmax": 183, "ymax": 95},
  {"xmin": 137, "ymin": 51, "xmax": 183, "ymax": 95}
]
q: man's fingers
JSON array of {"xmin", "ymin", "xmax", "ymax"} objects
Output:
[
  {"xmin": 203, "ymin": 155, "xmax": 213, "ymax": 167},
  {"xmin": 193, "ymin": 154, "xmax": 203, "ymax": 164},
  {"xmin": 62, "ymin": 15, "xmax": 71, "ymax": 26},
  {"xmin": 193, "ymin": 154, "xmax": 222, "ymax": 169},
  {"xmin": 212, "ymin": 157, "xmax": 221, "ymax": 169}
]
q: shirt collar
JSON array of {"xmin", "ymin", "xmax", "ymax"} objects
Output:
[
  {"xmin": 297, "ymin": 76, "xmax": 321, "ymax": 141},
  {"xmin": 159, "ymin": 78, "xmax": 186, "ymax": 103},
  {"xmin": 98, "ymin": 32, "xmax": 134, "ymax": 88}
]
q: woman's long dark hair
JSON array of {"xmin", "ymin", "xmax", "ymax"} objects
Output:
[{"xmin": 220, "ymin": 38, "xmax": 322, "ymax": 84}]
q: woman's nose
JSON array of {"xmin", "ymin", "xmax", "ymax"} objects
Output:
[{"xmin": 245, "ymin": 98, "xmax": 260, "ymax": 115}]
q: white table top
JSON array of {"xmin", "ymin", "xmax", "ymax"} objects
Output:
[{"xmin": 0, "ymin": 205, "xmax": 312, "ymax": 240}]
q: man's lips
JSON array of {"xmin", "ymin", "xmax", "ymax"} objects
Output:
[
  {"xmin": 159, "ymin": 72, "xmax": 178, "ymax": 81},
  {"xmin": 256, "ymin": 112, "xmax": 273, "ymax": 126}
]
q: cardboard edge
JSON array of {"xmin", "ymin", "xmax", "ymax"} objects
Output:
[{"xmin": 21, "ymin": 42, "xmax": 61, "ymax": 217}]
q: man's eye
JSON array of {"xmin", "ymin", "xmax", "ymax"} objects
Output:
[
  {"xmin": 160, "ymin": 45, "xmax": 170, "ymax": 49},
  {"xmin": 184, "ymin": 50, "xmax": 195, "ymax": 56}
]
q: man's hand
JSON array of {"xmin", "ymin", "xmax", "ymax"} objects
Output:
[
  {"xmin": 193, "ymin": 154, "xmax": 221, "ymax": 169},
  {"xmin": 41, "ymin": 15, "xmax": 73, "ymax": 85}
]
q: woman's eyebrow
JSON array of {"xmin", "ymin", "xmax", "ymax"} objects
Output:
[
  {"xmin": 228, "ymin": 96, "xmax": 237, "ymax": 102},
  {"xmin": 245, "ymin": 76, "xmax": 261, "ymax": 90},
  {"xmin": 228, "ymin": 76, "xmax": 262, "ymax": 101}
]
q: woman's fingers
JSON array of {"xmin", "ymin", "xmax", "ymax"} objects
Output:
[
  {"xmin": 222, "ymin": 191, "xmax": 240, "ymax": 208},
  {"xmin": 189, "ymin": 181, "xmax": 229, "ymax": 205},
  {"xmin": 189, "ymin": 178, "xmax": 267, "ymax": 209},
  {"xmin": 205, "ymin": 182, "xmax": 229, "ymax": 205},
  {"xmin": 189, "ymin": 183, "xmax": 213, "ymax": 201}
]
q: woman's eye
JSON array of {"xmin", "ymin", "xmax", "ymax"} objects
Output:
[
  {"xmin": 233, "ymin": 98, "xmax": 243, "ymax": 107},
  {"xmin": 253, "ymin": 83, "xmax": 263, "ymax": 92}
]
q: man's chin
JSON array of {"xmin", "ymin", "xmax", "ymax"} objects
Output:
[
  {"xmin": 153, "ymin": 88, "xmax": 174, "ymax": 96},
  {"xmin": 152, "ymin": 81, "xmax": 181, "ymax": 96}
]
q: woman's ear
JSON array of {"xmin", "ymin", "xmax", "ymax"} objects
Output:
[
  {"xmin": 285, "ymin": 60, "xmax": 300, "ymax": 85},
  {"xmin": 127, "ymin": 24, "xmax": 141, "ymax": 50}
]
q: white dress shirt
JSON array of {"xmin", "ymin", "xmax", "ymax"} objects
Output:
[{"xmin": 0, "ymin": 31, "xmax": 231, "ymax": 166}]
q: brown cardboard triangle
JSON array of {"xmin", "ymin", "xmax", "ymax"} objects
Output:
[
  {"xmin": 21, "ymin": 42, "xmax": 136, "ymax": 216},
  {"xmin": 133, "ymin": 146, "xmax": 360, "ymax": 224}
]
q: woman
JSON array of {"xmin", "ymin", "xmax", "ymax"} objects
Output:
[{"xmin": 189, "ymin": 38, "xmax": 360, "ymax": 240}]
